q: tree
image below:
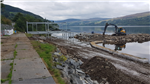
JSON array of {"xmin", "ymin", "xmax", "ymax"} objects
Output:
[
  {"xmin": 13, "ymin": 12, "xmax": 59, "ymax": 32},
  {"xmin": 14, "ymin": 18, "xmax": 25, "ymax": 32},
  {"xmin": 12, "ymin": 13, "xmax": 24, "ymax": 22},
  {"xmin": 1, "ymin": 16, "xmax": 12, "ymax": 25},
  {"xmin": 1, "ymin": 0, "xmax": 5, "ymax": 8}
]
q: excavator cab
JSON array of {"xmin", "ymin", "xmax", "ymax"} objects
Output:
[{"xmin": 103, "ymin": 23, "xmax": 126, "ymax": 36}]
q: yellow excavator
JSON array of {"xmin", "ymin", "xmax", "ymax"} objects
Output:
[
  {"xmin": 103, "ymin": 23, "xmax": 126, "ymax": 36},
  {"xmin": 114, "ymin": 44, "xmax": 126, "ymax": 51},
  {"xmin": 103, "ymin": 43, "xmax": 126, "ymax": 51}
]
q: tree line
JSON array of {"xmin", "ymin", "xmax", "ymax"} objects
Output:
[{"xmin": 1, "ymin": 3, "xmax": 59, "ymax": 32}]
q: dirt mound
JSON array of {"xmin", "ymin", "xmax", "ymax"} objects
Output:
[{"xmin": 81, "ymin": 56, "xmax": 145, "ymax": 84}]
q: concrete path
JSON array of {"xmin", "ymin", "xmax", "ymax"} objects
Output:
[{"xmin": 1, "ymin": 33, "xmax": 56, "ymax": 84}]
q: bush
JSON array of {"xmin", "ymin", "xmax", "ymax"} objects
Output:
[{"xmin": 1, "ymin": 16, "xmax": 12, "ymax": 25}]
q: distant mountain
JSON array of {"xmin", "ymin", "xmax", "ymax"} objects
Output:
[
  {"xmin": 98, "ymin": 11, "xmax": 150, "ymax": 26},
  {"xmin": 1, "ymin": 4, "xmax": 44, "ymax": 21},
  {"xmin": 55, "ymin": 19, "xmax": 81, "ymax": 22},
  {"xmin": 55, "ymin": 18, "xmax": 110, "ymax": 26},
  {"xmin": 115, "ymin": 11, "xmax": 150, "ymax": 20},
  {"xmin": 55, "ymin": 11, "xmax": 150, "ymax": 26}
]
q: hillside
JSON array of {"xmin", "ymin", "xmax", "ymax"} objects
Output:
[
  {"xmin": 56, "ymin": 11, "xmax": 150, "ymax": 26},
  {"xmin": 1, "ymin": 4, "xmax": 44, "ymax": 21},
  {"xmin": 1, "ymin": 4, "xmax": 59, "ymax": 32},
  {"xmin": 98, "ymin": 11, "xmax": 150, "ymax": 26},
  {"xmin": 55, "ymin": 18, "xmax": 110, "ymax": 26}
]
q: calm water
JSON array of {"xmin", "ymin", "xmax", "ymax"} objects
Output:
[
  {"xmin": 64, "ymin": 26, "xmax": 150, "ymax": 34},
  {"xmin": 97, "ymin": 42, "xmax": 150, "ymax": 59},
  {"xmin": 59, "ymin": 26, "xmax": 150, "ymax": 63}
]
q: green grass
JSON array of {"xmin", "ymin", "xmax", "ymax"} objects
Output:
[
  {"xmin": 7, "ymin": 62, "xmax": 13, "ymax": 84},
  {"xmin": 39, "ymin": 34, "xmax": 47, "ymax": 37},
  {"xmin": 31, "ymin": 41, "xmax": 65, "ymax": 84},
  {"xmin": 1, "ymin": 58, "xmax": 14, "ymax": 61},
  {"xmin": 25, "ymin": 33, "xmax": 33, "ymax": 37},
  {"xmin": 15, "ymin": 44, "xmax": 18, "ymax": 48},
  {"xmin": 14, "ymin": 50, "xmax": 17, "ymax": 58},
  {"xmin": 1, "ymin": 43, "xmax": 17, "ymax": 84},
  {"xmin": 0, "ymin": 79, "xmax": 7, "ymax": 84},
  {"xmin": 4, "ymin": 35, "xmax": 10, "ymax": 36},
  {"xmin": 1, "ymin": 42, "xmax": 3, "ymax": 44},
  {"xmin": 60, "ymin": 55, "xmax": 67, "ymax": 61},
  {"xmin": 6, "ymin": 47, "xmax": 18, "ymax": 84},
  {"xmin": 1, "ymin": 51, "xmax": 16, "ymax": 84}
]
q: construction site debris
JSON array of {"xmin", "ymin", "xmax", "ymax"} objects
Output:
[{"xmin": 75, "ymin": 33, "xmax": 150, "ymax": 44}]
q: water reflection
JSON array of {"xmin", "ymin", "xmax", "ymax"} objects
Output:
[
  {"xmin": 103, "ymin": 43, "xmax": 126, "ymax": 51},
  {"xmin": 99, "ymin": 42, "xmax": 150, "ymax": 63}
]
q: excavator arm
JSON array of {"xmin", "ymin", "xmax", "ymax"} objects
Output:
[{"xmin": 103, "ymin": 23, "xmax": 118, "ymax": 35}]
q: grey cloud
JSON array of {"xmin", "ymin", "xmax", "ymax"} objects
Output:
[{"xmin": 4, "ymin": 1, "xmax": 149, "ymax": 20}]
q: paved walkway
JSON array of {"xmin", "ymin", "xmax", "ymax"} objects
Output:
[{"xmin": 1, "ymin": 33, "xmax": 56, "ymax": 84}]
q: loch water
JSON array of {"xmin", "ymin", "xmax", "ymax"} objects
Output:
[{"xmin": 58, "ymin": 26, "xmax": 150, "ymax": 63}]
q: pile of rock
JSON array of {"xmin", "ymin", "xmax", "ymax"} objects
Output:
[
  {"xmin": 74, "ymin": 33, "xmax": 150, "ymax": 44},
  {"xmin": 103, "ymin": 34, "xmax": 150, "ymax": 44},
  {"xmin": 74, "ymin": 33, "xmax": 97, "ymax": 41},
  {"xmin": 52, "ymin": 48, "xmax": 99, "ymax": 84}
]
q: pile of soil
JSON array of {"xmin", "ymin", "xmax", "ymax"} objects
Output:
[{"xmin": 81, "ymin": 56, "xmax": 144, "ymax": 84}]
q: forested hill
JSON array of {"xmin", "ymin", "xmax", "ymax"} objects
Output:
[
  {"xmin": 56, "ymin": 11, "xmax": 150, "ymax": 26},
  {"xmin": 97, "ymin": 11, "xmax": 150, "ymax": 26},
  {"xmin": 55, "ymin": 18, "xmax": 110, "ymax": 26},
  {"xmin": 1, "ymin": 4, "xmax": 43, "ymax": 20},
  {"xmin": 1, "ymin": 4, "xmax": 58, "ymax": 32}
]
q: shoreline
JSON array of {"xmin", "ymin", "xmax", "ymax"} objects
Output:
[
  {"xmin": 90, "ymin": 41, "xmax": 149, "ymax": 64},
  {"xmin": 29, "ymin": 35, "xmax": 150, "ymax": 84}
]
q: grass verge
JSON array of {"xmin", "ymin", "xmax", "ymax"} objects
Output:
[
  {"xmin": 25, "ymin": 33, "xmax": 33, "ymax": 37},
  {"xmin": 3, "ymin": 35, "xmax": 10, "ymax": 36},
  {"xmin": 31, "ymin": 41, "xmax": 65, "ymax": 84}
]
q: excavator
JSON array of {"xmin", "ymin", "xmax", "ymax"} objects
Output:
[
  {"xmin": 103, "ymin": 23, "xmax": 126, "ymax": 36},
  {"xmin": 114, "ymin": 44, "xmax": 126, "ymax": 51}
]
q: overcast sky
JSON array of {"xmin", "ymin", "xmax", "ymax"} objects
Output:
[{"xmin": 3, "ymin": 0, "xmax": 150, "ymax": 21}]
